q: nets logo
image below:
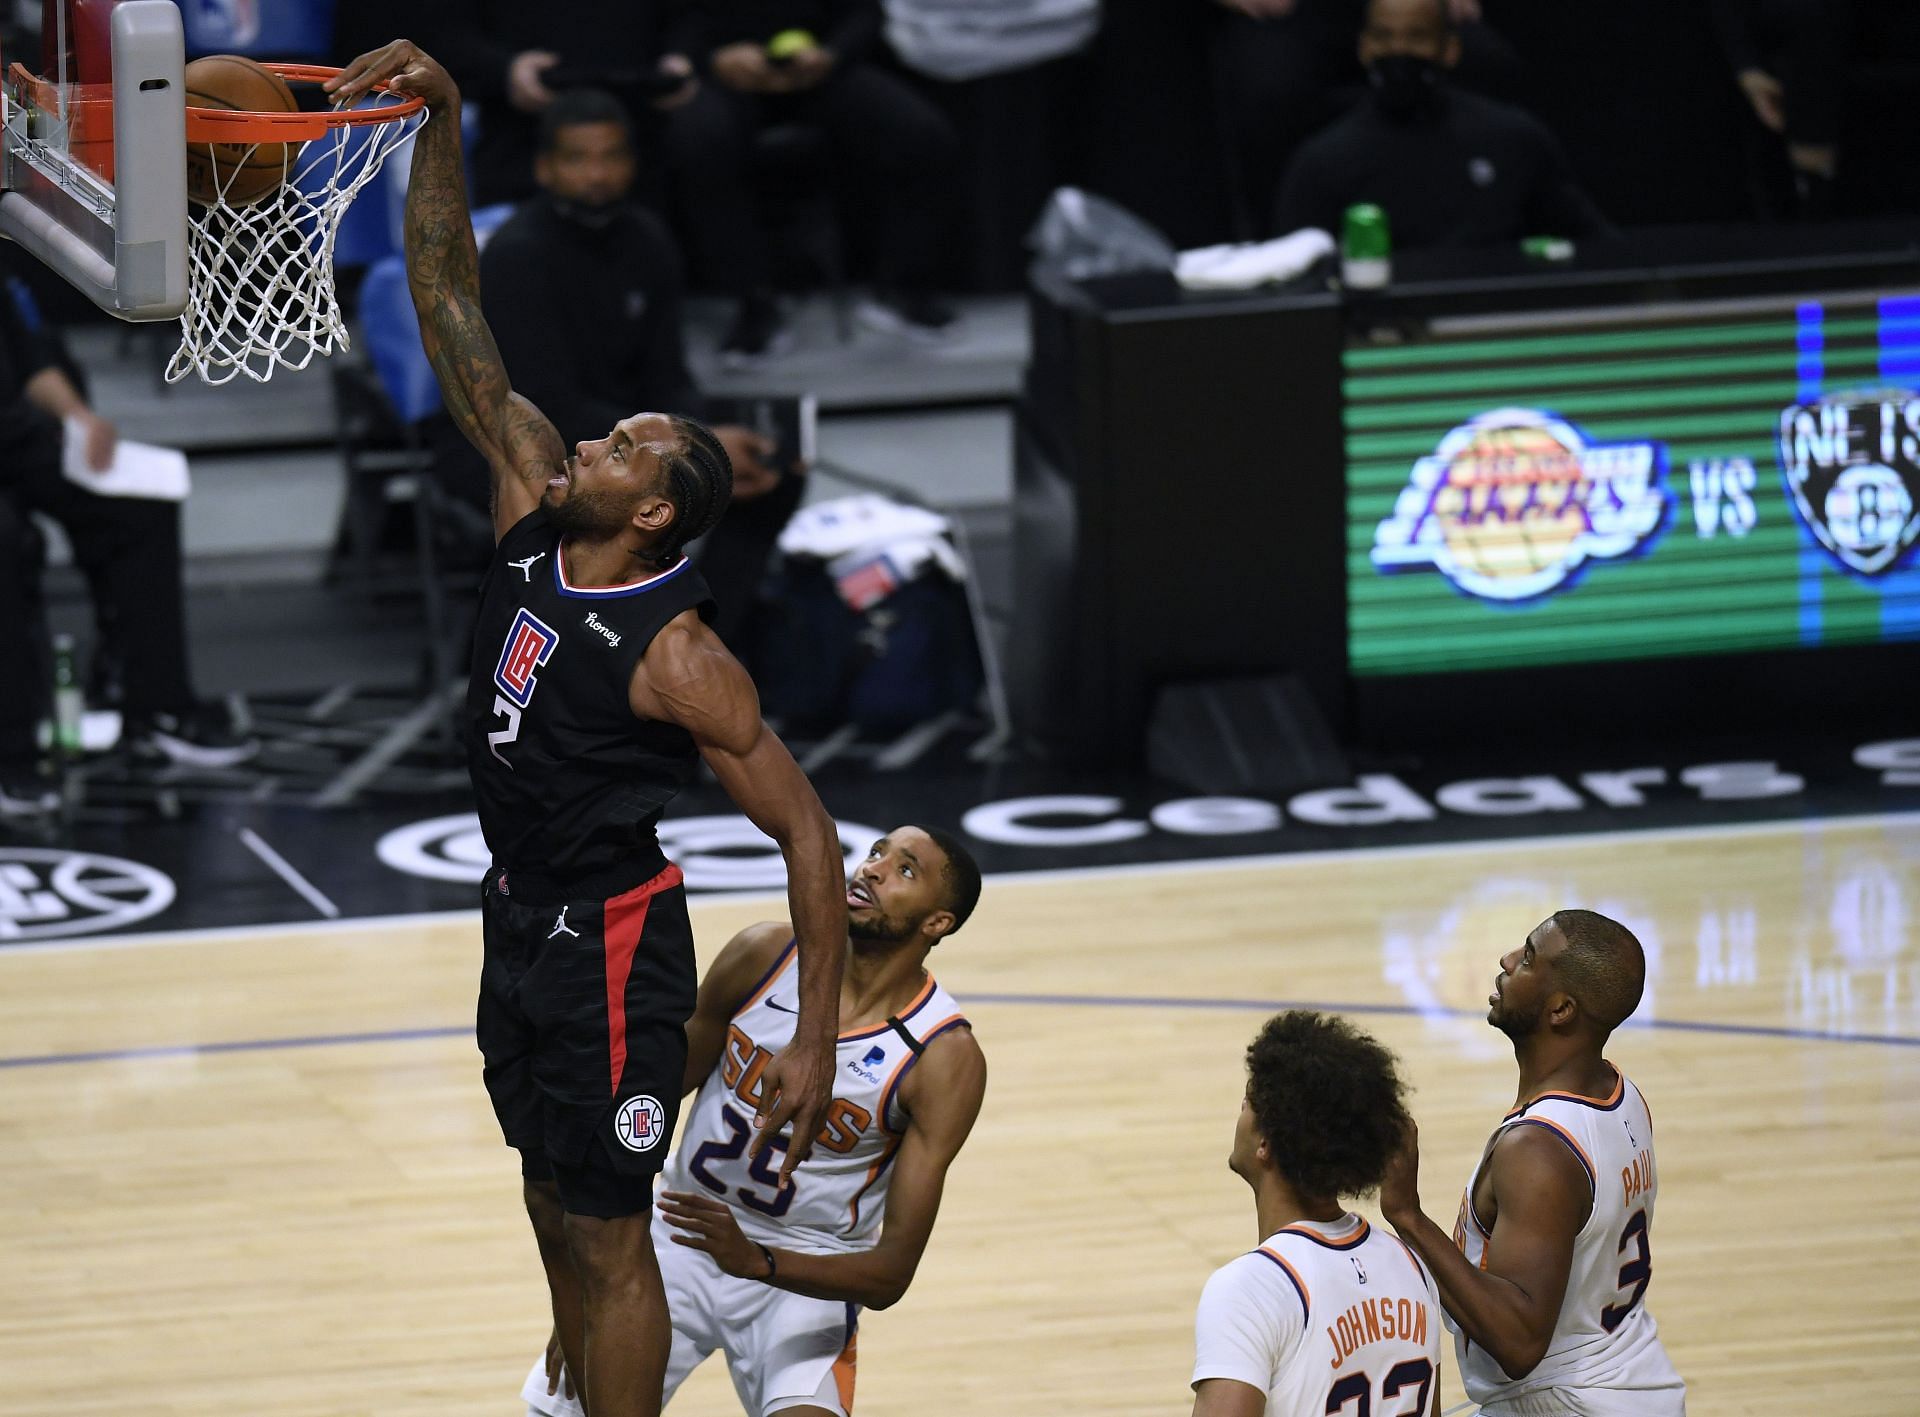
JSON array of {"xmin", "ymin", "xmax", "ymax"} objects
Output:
[
  {"xmin": 493, "ymin": 607, "xmax": 558, "ymax": 707},
  {"xmin": 1373, "ymin": 408, "xmax": 1669, "ymax": 602},
  {"xmin": 1778, "ymin": 391, "xmax": 1920, "ymax": 575}
]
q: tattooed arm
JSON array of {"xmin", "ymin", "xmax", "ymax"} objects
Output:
[{"xmin": 326, "ymin": 42, "xmax": 566, "ymax": 541}]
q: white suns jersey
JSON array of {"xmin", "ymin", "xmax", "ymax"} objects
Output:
[
  {"xmin": 1452, "ymin": 1068, "xmax": 1686, "ymax": 1412},
  {"xmin": 660, "ymin": 940, "xmax": 967, "ymax": 1255},
  {"xmin": 1192, "ymin": 1215, "xmax": 1442, "ymax": 1417}
]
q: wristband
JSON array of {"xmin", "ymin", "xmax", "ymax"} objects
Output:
[{"xmin": 757, "ymin": 1243, "xmax": 778, "ymax": 1281}]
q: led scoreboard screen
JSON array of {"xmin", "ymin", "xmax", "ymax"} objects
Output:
[{"xmin": 1344, "ymin": 296, "xmax": 1920, "ymax": 676}]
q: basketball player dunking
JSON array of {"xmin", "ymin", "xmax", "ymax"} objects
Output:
[
  {"xmin": 1192, "ymin": 1012, "xmax": 1442, "ymax": 1417},
  {"xmin": 1379, "ymin": 910, "xmax": 1686, "ymax": 1416},
  {"xmin": 522, "ymin": 826, "xmax": 988, "ymax": 1417},
  {"xmin": 328, "ymin": 45, "xmax": 846, "ymax": 1417}
]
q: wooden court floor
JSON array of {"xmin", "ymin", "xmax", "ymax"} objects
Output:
[{"xmin": 4, "ymin": 814, "xmax": 1918, "ymax": 1416}]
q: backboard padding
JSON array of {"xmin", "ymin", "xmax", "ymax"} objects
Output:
[{"xmin": 0, "ymin": 0, "xmax": 186, "ymax": 320}]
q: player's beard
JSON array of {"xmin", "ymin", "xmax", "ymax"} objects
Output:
[
  {"xmin": 546, "ymin": 483, "xmax": 636, "ymax": 539},
  {"xmin": 849, "ymin": 908, "xmax": 916, "ymax": 946},
  {"xmin": 1490, "ymin": 993, "xmax": 1544, "ymax": 1040}
]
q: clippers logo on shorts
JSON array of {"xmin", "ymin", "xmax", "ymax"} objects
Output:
[
  {"xmin": 1373, "ymin": 408, "xmax": 1669, "ymax": 601},
  {"xmin": 1778, "ymin": 390, "xmax": 1920, "ymax": 575},
  {"xmin": 614, "ymin": 1094, "xmax": 667, "ymax": 1153},
  {"xmin": 494, "ymin": 607, "xmax": 559, "ymax": 708}
]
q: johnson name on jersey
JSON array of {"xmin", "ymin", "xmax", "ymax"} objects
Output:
[{"xmin": 1193, "ymin": 1214, "xmax": 1443, "ymax": 1417}]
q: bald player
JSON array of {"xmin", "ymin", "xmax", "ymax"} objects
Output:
[{"xmin": 1380, "ymin": 910, "xmax": 1686, "ymax": 1416}]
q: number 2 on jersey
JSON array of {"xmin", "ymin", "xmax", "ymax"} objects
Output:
[
  {"xmin": 1325, "ymin": 1357, "xmax": 1433, "ymax": 1415},
  {"xmin": 687, "ymin": 1103, "xmax": 796, "ymax": 1217},
  {"xmin": 1601, "ymin": 1208, "xmax": 1651, "ymax": 1331}
]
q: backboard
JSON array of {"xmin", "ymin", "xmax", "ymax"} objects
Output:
[{"xmin": 0, "ymin": 0, "xmax": 187, "ymax": 320}]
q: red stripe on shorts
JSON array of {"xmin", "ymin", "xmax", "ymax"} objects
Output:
[{"xmin": 601, "ymin": 863, "xmax": 685, "ymax": 1097}]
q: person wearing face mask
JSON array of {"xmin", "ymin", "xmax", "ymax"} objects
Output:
[
  {"xmin": 475, "ymin": 88, "xmax": 802, "ymax": 654},
  {"xmin": 1271, "ymin": 0, "xmax": 1611, "ymax": 252}
]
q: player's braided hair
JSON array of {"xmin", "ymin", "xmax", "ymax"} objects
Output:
[
  {"xmin": 647, "ymin": 417, "xmax": 734, "ymax": 567},
  {"xmin": 1244, "ymin": 1011, "xmax": 1411, "ymax": 1203}
]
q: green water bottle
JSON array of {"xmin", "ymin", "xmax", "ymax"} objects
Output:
[
  {"xmin": 52, "ymin": 633, "xmax": 84, "ymax": 756},
  {"xmin": 1341, "ymin": 203, "xmax": 1392, "ymax": 290}
]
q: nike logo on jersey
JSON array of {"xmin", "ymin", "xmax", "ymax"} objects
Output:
[
  {"xmin": 509, "ymin": 552, "xmax": 547, "ymax": 582},
  {"xmin": 764, "ymin": 996, "xmax": 798, "ymax": 1013}
]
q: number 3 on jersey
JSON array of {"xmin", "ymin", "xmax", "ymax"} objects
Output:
[{"xmin": 489, "ymin": 608, "xmax": 558, "ymax": 767}]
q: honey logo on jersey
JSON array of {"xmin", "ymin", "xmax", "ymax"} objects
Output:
[
  {"xmin": 1372, "ymin": 408, "xmax": 1669, "ymax": 602},
  {"xmin": 1777, "ymin": 390, "xmax": 1920, "ymax": 575}
]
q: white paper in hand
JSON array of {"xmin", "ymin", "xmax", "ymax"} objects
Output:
[{"xmin": 62, "ymin": 417, "xmax": 191, "ymax": 502}]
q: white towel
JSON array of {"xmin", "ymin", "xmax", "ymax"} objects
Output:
[{"xmin": 1174, "ymin": 228, "xmax": 1336, "ymax": 291}]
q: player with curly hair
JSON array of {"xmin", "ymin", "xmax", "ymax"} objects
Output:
[{"xmin": 1191, "ymin": 1011, "xmax": 1442, "ymax": 1417}]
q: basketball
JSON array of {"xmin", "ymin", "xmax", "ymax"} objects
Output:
[{"xmin": 183, "ymin": 54, "xmax": 303, "ymax": 207}]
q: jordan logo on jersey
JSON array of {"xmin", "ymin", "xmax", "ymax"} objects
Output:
[
  {"xmin": 508, "ymin": 551, "xmax": 547, "ymax": 582},
  {"xmin": 494, "ymin": 608, "xmax": 559, "ymax": 708}
]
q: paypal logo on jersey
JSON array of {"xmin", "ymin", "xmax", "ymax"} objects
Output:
[{"xmin": 847, "ymin": 1044, "xmax": 887, "ymax": 1083}]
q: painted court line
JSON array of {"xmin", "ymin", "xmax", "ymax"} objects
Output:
[
  {"xmin": 237, "ymin": 828, "xmax": 341, "ymax": 920},
  {"xmin": 3, "ymin": 989, "xmax": 1914, "ymax": 1072},
  {"xmin": 9, "ymin": 806, "xmax": 1920, "ymax": 957}
]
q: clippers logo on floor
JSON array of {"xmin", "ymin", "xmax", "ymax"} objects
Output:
[
  {"xmin": 494, "ymin": 608, "xmax": 559, "ymax": 708},
  {"xmin": 1778, "ymin": 390, "xmax": 1920, "ymax": 575},
  {"xmin": 1372, "ymin": 408, "xmax": 1668, "ymax": 601}
]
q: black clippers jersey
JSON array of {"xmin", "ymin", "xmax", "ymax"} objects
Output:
[{"xmin": 466, "ymin": 508, "xmax": 716, "ymax": 883}]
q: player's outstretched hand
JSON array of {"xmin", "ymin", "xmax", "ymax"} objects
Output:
[
  {"xmin": 1378, "ymin": 1116, "xmax": 1422, "ymax": 1229},
  {"xmin": 659, "ymin": 1189, "xmax": 773, "ymax": 1279},
  {"xmin": 324, "ymin": 39, "xmax": 459, "ymax": 111},
  {"xmin": 749, "ymin": 1035, "xmax": 833, "ymax": 1184}
]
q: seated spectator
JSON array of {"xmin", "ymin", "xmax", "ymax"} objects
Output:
[
  {"xmin": 1710, "ymin": 0, "xmax": 1848, "ymax": 219},
  {"xmin": 0, "ymin": 282, "xmax": 254, "ymax": 819},
  {"xmin": 477, "ymin": 89, "xmax": 803, "ymax": 653},
  {"xmin": 1211, "ymin": 0, "xmax": 1526, "ymax": 239},
  {"xmin": 1272, "ymin": 0, "xmax": 1610, "ymax": 251},
  {"xmin": 664, "ymin": 0, "xmax": 963, "ymax": 363},
  {"xmin": 425, "ymin": 1, "xmax": 698, "ymax": 207}
]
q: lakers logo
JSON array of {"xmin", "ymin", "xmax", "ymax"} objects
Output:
[
  {"xmin": 1372, "ymin": 409, "xmax": 1669, "ymax": 601},
  {"xmin": 1778, "ymin": 390, "xmax": 1920, "ymax": 576}
]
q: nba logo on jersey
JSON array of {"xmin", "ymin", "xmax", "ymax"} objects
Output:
[
  {"xmin": 494, "ymin": 608, "xmax": 559, "ymax": 708},
  {"xmin": 614, "ymin": 1095, "xmax": 666, "ymax": 1153}
]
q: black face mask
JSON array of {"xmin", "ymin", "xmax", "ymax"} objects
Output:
[
  {"xmin": 548, "ymin": 193, "xmax": 627, "ymax": 231},
  {"xmin": 1368, "ymin": 53, "xmax": 1444, "ymax": 121}
]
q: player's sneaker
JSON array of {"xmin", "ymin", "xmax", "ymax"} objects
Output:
[
  {"xmin": 127, "ymin": 704, "xmax": 258, "ymax": 769},
  {"xmin": 719, "ymin": 292, "xmax": 794, "ymax": 369},
  {"xmin": 0, "ymin": 760, "xmax": 59, "ymax": 820}
]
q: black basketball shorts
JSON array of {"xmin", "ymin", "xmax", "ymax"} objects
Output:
[{"xmin": 477, "ymin": 862, "xmax": 696, "ymax": 1219}]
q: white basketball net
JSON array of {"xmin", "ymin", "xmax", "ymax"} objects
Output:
[{"xmin": 167, "ymin": 96, "xmax": 424, "ymax": 386}]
